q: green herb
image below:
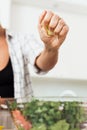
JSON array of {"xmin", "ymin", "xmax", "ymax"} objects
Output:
[
  {"xmin": 30, "ymin": 124, "xmax": 46, "ymax": 130},
  {"xmin": 18, "ymin": 125, "xmax": 25, "ymax": 130},
  {"xmin": 8, "ymin": 100, "xmax": 17, "ymax": 110},
  {"xmin": 9, "ymin": 99, "xmax": 87, "ymax": 130},
  {"xmin": 49, "ymin": 120, "xmax": 69, "ymax": 130}
]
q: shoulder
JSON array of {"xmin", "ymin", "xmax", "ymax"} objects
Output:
[
  {"xmin": 6, "ymin": 29, "xmax": 31, "ymax": 40},
  {"xmin": 6, "ymin": 29, "xmax": 33, "ymax": 46}
]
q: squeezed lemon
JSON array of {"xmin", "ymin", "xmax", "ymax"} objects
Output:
[{"xmin": 45, "ymin": 25, "xmax": 55, "ymax": 36}]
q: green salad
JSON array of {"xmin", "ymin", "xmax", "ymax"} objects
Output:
[
  {"xmin": 8, "ymin": 98, "xmax": 87, "ymax": 130},
  {"xmin": 22, "ymin": 99, "xmax": 87, "ymax": 130}
]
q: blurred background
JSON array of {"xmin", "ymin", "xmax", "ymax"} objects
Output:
[{"xmin": 0, "ymin": 0, "xmax": 87, "ymax": 98}]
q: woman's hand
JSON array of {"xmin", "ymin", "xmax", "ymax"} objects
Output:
[
  {"xmin": 35, "ymin": 10, "xmax": 69, "ymax": 71},
  {"xmin": 38, "ymin": 10, "xmax": 69, "ymax": 51}
]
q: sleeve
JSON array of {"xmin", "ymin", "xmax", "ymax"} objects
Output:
[{"xmin": 21, "ymin": 33, "xmax": 48, "ymax": 74}]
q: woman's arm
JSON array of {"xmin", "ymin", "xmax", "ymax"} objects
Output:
[
  {"xmin": 35, "ymin": 48, "xmax": 58, "ymax": 71},
  {"xmin": 35, "ymin": 10, "xmax": 69, "ymax": 71}
]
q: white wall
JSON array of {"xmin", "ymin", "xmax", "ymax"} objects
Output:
[
  {"xmin": 10, "ymin": 3, "xmax": 87, "ymax": 80},
  {"xmin": 10, "ymin": 2, "xmax": 87, "ymax": 97},
  {"xmin": 0, "ymin": 0, "xmax": 11, "ymax": 28}
]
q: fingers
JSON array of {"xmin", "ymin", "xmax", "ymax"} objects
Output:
[
  {"xmin": 42, "ymin": 12, "xmax": 53, "ymax": 29},
  {"xmin": 39, "ymin": 10, "xmax": 47, "ymax": 24},
  {"xmin": 59, "ymin": 25, "xmax": 69, "ymax": 36},
  {"xmin": 54, "ymin": 19, "xmax": 65, "ymax": 34},
  {"xmin": 38, "ymin": 10, "xmax": 53, "ymax": 30},
  {"xmin": 49, "ymin": 14, "xmax": 60, "ymax": 31},
  {"xmin": 38, "ymin": 10, "xmax": 47, "ymax": 30},
  {"xmin": 38, "ymin": 10, "xmax": 69, "ymax": 36}
]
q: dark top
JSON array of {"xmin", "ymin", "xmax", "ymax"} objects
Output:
[{"xmin": 0, "ymin": 58, "xmax": 14, "ymax": 98}]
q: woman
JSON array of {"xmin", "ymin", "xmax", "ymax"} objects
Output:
[{"xmin": 0, "ymin": 10, "xmax": 69, "ymax": 103}]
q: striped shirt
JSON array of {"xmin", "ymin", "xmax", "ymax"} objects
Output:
[{"xmin": 6, "ymin": 29, "xmax": 46, "ymax": 102}]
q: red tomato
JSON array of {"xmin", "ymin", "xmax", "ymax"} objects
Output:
[{"xmin": 12, "ymin": 109, "xmax": 32, "ymax": 130}]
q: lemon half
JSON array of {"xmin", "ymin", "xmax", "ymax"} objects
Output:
[{"xmin": 45, "ymin": 26, "xmax": 55, "ymax": 36}]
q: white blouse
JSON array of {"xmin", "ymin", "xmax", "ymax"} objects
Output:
[{"xmin": 6, "ymin": 29, "xmax": 46, "ymax": 102}]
